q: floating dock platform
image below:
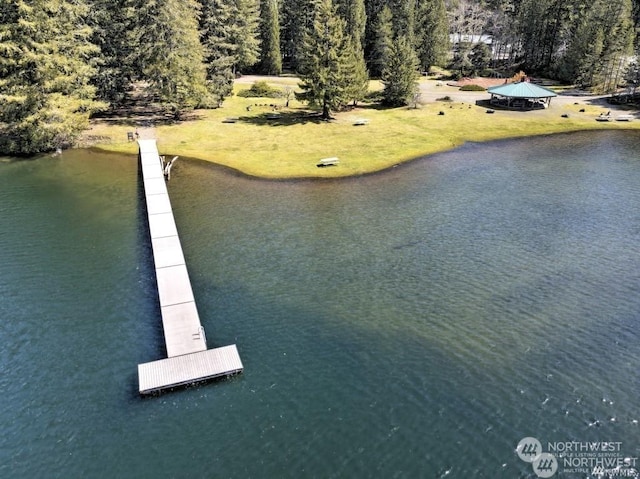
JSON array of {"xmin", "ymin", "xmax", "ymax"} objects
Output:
[{"xmin": 137, "ymin": 139, "xmax": 242, "ymax": 395}]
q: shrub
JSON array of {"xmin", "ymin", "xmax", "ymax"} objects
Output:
[
  {"xmin": 436, "ymin": 95, "xmax": 452, "ymax": 102},
  {"xmin": 459, "ymin": 84, "xmax": 486, "ymax": 91},
  {"xmin": 237, "ymin": 81, "xmax": 283, "ymax": 98}
]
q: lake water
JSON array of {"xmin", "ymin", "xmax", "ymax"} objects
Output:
[{"xmin": 1, "ymin": 131, "xmax": 639, "ymax": 478}]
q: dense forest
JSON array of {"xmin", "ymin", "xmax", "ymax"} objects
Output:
[{"xmin": 1, "ymin": 0, "xmax": 639, "ymax": 154}]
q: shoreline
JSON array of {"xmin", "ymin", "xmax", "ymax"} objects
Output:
[
  {"xmin": 90, "ymin": 126, "xmax": 640, "ymax": 182},
  {"xmin": 83, "ymin": 78, "xmax": 640, "ymax": 180}
]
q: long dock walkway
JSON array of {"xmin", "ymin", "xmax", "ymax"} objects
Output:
[{"xmin": 137, "ymin": 139, "xmax": 243, "ymax": 395}]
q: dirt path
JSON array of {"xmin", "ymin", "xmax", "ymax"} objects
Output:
[
  {"xmin": 237, "ymin": 74, "xmax": 620, "ymax": 114},
  {"xmin": 417, "ymin": 77, "xmax": 613, "ymax": 111},
  {"xmin": 136, "ymin": 126, "xmax": 157, "ymax": 140}
]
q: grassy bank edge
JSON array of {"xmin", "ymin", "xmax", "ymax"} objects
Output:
[{"xmin": 84, "ymin": 80, "xmax": 640, "ymax": 180}]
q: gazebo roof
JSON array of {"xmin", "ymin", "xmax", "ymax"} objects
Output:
[{"xmin": 487, "ymin": 82, "xmax": 558, "ymax": 99}]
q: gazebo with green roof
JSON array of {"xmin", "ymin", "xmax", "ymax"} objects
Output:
[{"xmin": 487, "ymin": 81, "xmax": 558, "ymax": 109}]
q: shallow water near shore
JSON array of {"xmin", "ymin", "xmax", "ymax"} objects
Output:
[{"xmin": 0, "ymin": 131, "xmax": 639, "ymax": 478}]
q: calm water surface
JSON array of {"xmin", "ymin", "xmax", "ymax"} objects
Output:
[{"xmin": 1, "ymin": 131, "xmax": 639, "ymax": 478}]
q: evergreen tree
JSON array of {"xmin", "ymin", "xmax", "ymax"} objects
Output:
[
  {"xmin": 363, "ymin": 0, "xmax": 387, "ymax": 67},
  {"xmin": 382, "ymin": 35, "xmax": 419, "ymax": 106},
  {"xmin": 342, "ymin": 37, "xmax": 370, "ymax": 105},
  {"xmin": 87, "ymin": 0, "xmax": 134, "ymax": 103},
  {"xmin": 258, "ymin": 0, "xmax": 282, "ymax": 75},
  {"xmin": 470, "ymin": 42, "xmax": 492, "ymax": 75},
  {"xmin": 390, "ymin": 0, "xmax": 416, "ymax": 42},
  {"xmin": 368, "ymin": 5, "xmax": 393, "ymax": 78},
  {"xmin": 415, "ymin": 0, "xmax": 449, "ymax": 72},
  {"xmin": 132, "ymin": 0, "xmax": 208, "ymax": 116},
  {"xmin": 337, "ymin": 0, "xmax": 366, "ymax": 48},
  {"xmin": 559, "ymin": 0, "xmax": 634, "ymax": 92},
  {"xmin": 337, "ymin": 0, "xmax": 369, "ymax": 103},
  {"xmin": 200, "ymin": 0, "xmax": 238, "ymax": 106},
  {"xmin": 598, "ymin": 0, "xmax": 634, "ymax": 92},
  {"xmin": 451, "ymin": 41, "xmax": 473, "ymax": 77},
  {"xmin": 623, "ymin": 60, "xmax": 640, "ymax": 95},
  {"xmin": 281, "ymin": 0, "xmax": 318, "ymax": 70},
  {"xmin": 558, "ymin": 4, "xmax": 603, "ymax": 86},
  {"xmin": 0, "ymin": 0, "xmax": 105, "ymax": 154},
  {"xmin": 633, "ymin": 0, "xmax": 640, "ymax": 52},
  {"xmin": 517, "ymin": 0, "xmax": 572, "ymax": 73},
  {"xmin": 233, "ymin": 0, "xmax": 261, "ymax": 73},
  {"xmin": 297, "ymin": 0, "xmax": 352, "ymax": 118}
]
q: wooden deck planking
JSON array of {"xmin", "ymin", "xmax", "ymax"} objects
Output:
[
  {"xmin": 137, "ymin": 139, "xmax": 242, "ymax": 394},
  {"xmin": 138, "ymin": 345, "xmax": 244, "ymax": 395},
  {"xmin": 143, "ymin": 177, "xmax": 168, "ymax": 195},
  {"xmin": 139, "ymin": 139, "xmax": 206, "ymax": 357},
  {"xmin": 150, "ymin": 236, "xmax": 186, "ymax": 268},
  {"xmin": 160, "ymin": 302, "xmax": 204, "ymax": 357},
  {"xmin": 141, "ymin": 160, "xmax": 164, "ymax": 180},
  {"xmin": 147, "ymin": 212, "xmax": 178, "ymax": 238},
  {"xmin": 155, "ymin": 264, "xmax": 195, "ymax": 307},
  {"xmin": 146, "ymin": 193, "xmax": 173, "ymax": 215}
]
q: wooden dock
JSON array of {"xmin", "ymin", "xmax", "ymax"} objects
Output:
[{"xmin": 137, "ymin": 139, "xmax": 243, "ymax": 395}]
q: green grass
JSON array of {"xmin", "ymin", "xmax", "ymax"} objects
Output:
[{"xmin": 85, "ymin": 80, "xmax": 640, "ymax": 179}]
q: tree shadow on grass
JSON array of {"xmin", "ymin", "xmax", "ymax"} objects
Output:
[
  {"xmin": 236, "ymin": 111, "xmax": 328, "ymax": 126},
  {"xmin": 234, "ymin": 101, "xmax": 401, "ymax": 125},
  {"xmin": 354, "ymin": 102, "xmax": 397, "ymax": 111},
  {"xmin": 579, "ymin": 95, "xmax": 640, "ymax": 113},
  {"xmin": 92, "ymin": 105, "xmax": 207, "ymax": 127},
  {"xmin": 90, "ymin": 82, "xmax": 208, "ymax": 127},
  {"xmin": 474, "ymin": 98, "xmax": 547, "ymax": 112}
]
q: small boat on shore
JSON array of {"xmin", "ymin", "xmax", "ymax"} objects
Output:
[{"xmin": 615, "ymin": 114, "xmax": 634, "ymax": 121}]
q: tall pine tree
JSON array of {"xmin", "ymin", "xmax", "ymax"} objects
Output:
[
  {"xmin": 132, "ymin": 0, "xmax": 208, "ymax": 116},
  {"xmin": 337, "ymin": 0, "xmax": 369, "ymax": 103},
  {"xmin": 0, "ymin": 0, "xmax": 105, "ymax": 154},
  {"xmin": 201, "ymin": 0, "xmax": 238, "ymax": 106},
  {"xmin": 390, "ymin": 0, "xmax": 416, "ymax": 42},
  {"xmin": 559, "ymin": 0, "xmax": 634, "ymax": 92},
  {"xmin": 598, "ymin": 0, "xmax": 634, "ymax": 92},
  {"xmin": 517, "ymin": 0, "xmax": 572, "ymax": 73},
  {"xmin": 281, "ymin": 0, "xmax": 318, "ymax": 70},
  {"xmin": 233, "ymin": 0, "xmax": 261, "ymax": 73},
  {"xmin": 368, "ymin": 5, "xmax": 393, "ymax": 78},
  {"xmin": 337, "ymin": 0, "xmax": 366, "ymax": 48},
  {"xmin": 382, "ymin": 35, "xmax": 419, "ymax": 106},
  {"xmin": 258, "ymin": 0, "xmax": 282, "ymax": 74},
  {"xmin": 415, "ymin": 0, "xmax": 449, "ymax": 72},
  {"xmin": 342, "ymin": 36, "xmax": 370, "ymax": 105},
  {"xmin": 87, "ymin": 0, "xmax": 134, "ymax": 103},
  {"xmin": 297, "ymin": 0, "xmax": 352, "ymax": 118}
]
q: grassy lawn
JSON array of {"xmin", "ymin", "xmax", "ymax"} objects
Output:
[{"xmin": 85, "ymin": 78, "xmax": 640, "ymax": 179}]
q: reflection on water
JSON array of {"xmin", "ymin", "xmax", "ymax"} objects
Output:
[{"xmin": 0, "ymin": 133, "xmax": 639, "ymax": 478}]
